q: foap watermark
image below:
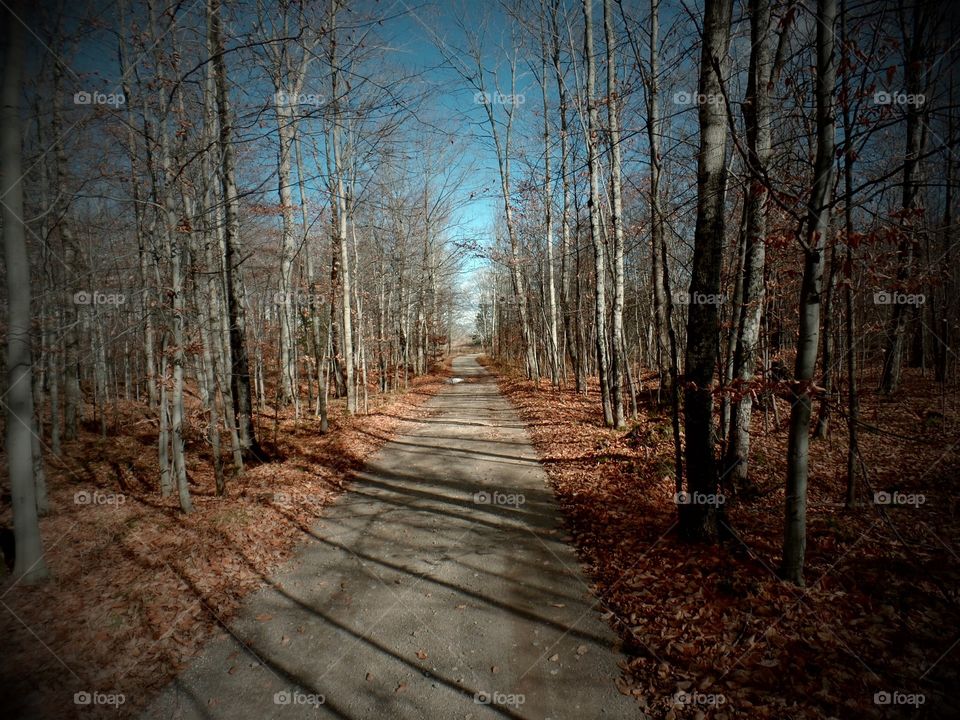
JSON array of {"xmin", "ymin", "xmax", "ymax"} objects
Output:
[
  {"xmin": 274, "ymin": 90, "xmax": 323, "ymax": 107},
  {"xmin": 74, "ymin": 90, "xmax": 125, "ymax": 107},
  {"xmin": 873, "ymin": 90, "xmax": 925, "ymax": 107},
  {"xmin": 75, "ymin": 490, "xmax": 126, "ymax": 506},
  {"xmin": 873, "ymin": 491, "xmax": 925, "ymax": 507},
  {"xmin": 73, "ymin": 290, "xmax": 126, "ymax": 306},
  {"xmin": 74, "ymin": 690, "xmax": 125, "ymax": 707},
  {"xmin": 273, "ymin": 689, "xmax": 325, "ymax": 707},
  {"xmin": 474, "ymin": 90, "xmax": 525, "ymax": 106},
  {"xmin": 473, "ymin": 490, "xmax": 525, "ymax": 508},
  {"xmin": 273, "ymin": 291, "xmax": 326, "ymax": 306},
  {"xmin": 673, "ymin": 290, "xmax": 726, "ymax": 306},
  {"xmin": 873, "ymin": 290, "xmax": 925, "ymax": 306},
  {"xmin": 674, "ymin": 490, "xmax": 726, "ymax": 507},
  {"xmin": 474, "ymin": 690, "xmax": 525, "ymax": 708},
  {"xmin": 673, "ymin": 90, "xmax": 724, "ymax": 106},
  {"xmin": 874, "ymin": 690, "xmax": 925, "ymax": 707},
  {"xmin": 272, "ymin": 491, "xmax": 325, "ymax": 506},
  {"xmin": 673, "ymin": 690, "xmax": 726, "ymax": 707}
]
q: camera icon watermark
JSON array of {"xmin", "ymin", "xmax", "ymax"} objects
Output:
[
  {"xmin": 872, "ymin": 290, "xmax": 925, "ymax": 306},
  {"xmin": 75, "ymin": 490, "xmax": 126, "ymax": 506},
  {"xmin": 673, "ymin": 690, "xmax": 726, "ymax": 707},
  {"xmin": 673, "ymin": 91, "xmax": 723, "ymax": 106},
  {"xmin": 273, "ymin": 290, "xmax": 326, "ymax": 306},
  {"xmin": 73, "ymin": 290, "xmax": 126, "ymax": 306},
  {"xmin": 474, "ymin": 90, "xmax": 525, "ymax": 106},
  {"xmin": 474, "ymin": 690, "xmax": 525, "ymax": 707},
  {"xmin": 73, "ymin": 91, "xmax": 125, "ymax": 107},
  {"xmin": 74, "ymin": 690, "xmax": 125, "ymax": 707},
  {"xmin": 673, "ymin": 291, "xmax": 726, "ymax": 306},
  {"xmin": 272, "ymin": 491, "xmax": 324, "ymax": 507},
  {"xmin": 874, "ymin": 690, "xmax": 924, "ymax": 707},
  {"xmin": 273, "ymin": 689, "xmax": 325, "ymax": 707},
  {"xmin": 873, "ymin": 90, "xmax": 925, "ymax": 107},
  {"xmin": 274, "ymin": 90, "xmax": 323, "ymax": 107},
  {"xmin": 873, "ymin": 491, "xmax": 925, "ymax": 507},
  {"xmin": 674, "ymin": 491, "xmax": 726, "ymax": 507},
  {"xmin": 473, "ymin": 490, "xmax": 525, "ymax": 508}
]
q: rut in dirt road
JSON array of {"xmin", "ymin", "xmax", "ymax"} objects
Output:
[{"xmin": 142, "ymin": 355, "xmax": 634, "ymax": 719}]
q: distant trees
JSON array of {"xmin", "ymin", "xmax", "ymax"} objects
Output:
[
  {"xmin": 2, "ymin": 0, "xmax": 958, "ymax": 589},
  {"xmin": 0, "ymin": 0, "xmax": 465, "ymax": 577},
  {"xmin": 477, "ymin": 0, "xmax": 957, "ymax": 583}
]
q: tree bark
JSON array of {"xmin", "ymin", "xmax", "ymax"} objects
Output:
[
  {"xmin": 782, "ymin": 0, "xmax": 837, "ymax": 585},
  {"xmin": 681, "ymin": 0, "xmax": 733, "ymax": 539},
  {"xmin": 583, "ymin": 0, "xmax": 614, "ymax": 427},
  {"xmin": 646, "ymin": 0, "xmax": 670, "ymax": 400},
  {"xmin": 51, "ymin": 39, "xmax": 80, "ymax": 441},
  {"xmin": 549, "ymin": 0, "xmax": 583, "ymax": 392},
  {"xmin": 2, "ymin": 2, "xmax": 49, "ymax": 583},
  {"xmin": 329, "ymin": 2, "xmax": 356, "ymax": 414},
  {"xmin": 603, "ymin": 0, "xmax": 626, "ymax": 428},
  {"xmin": 725, "ymin": 0, "xmax": 772, "ymax": 491},
  {"xmin": 209, "ymin": 0, "xmax": 261, "ymax": 460},
  {"xmin": 539, "ymin": 8, "xmax": 560, "ymax": 387},
  {"xmin": 879, "ymin": 2, "xmax": 929, "ymax": 394}
]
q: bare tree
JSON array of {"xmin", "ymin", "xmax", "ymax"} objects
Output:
[
  {"xmin": 603, "ymin": 0, "xmax": 626, "ymax": 428},
  {"xmin": 680, "ymin": 0, "xmax": 733, "ymax": 539},
  {"xmin": 256, "ymin": 1, "xmax": 318, "ymax": 409},
  {"xmin": 725, "ymin": 0, "xmax": 775, "ymax": 492},
  {"xmin": 209, "ymin": 0, "xmax": 261, "ymax": 460},
  {"xmin": 583, "ymin": 0, "xmax": 614, "ymax": 427},
  {"xmin": 781, "ymin": 0, "xmax": 837, "ymax": 585},
  {"xmin": 328, "ymin": 0, "xmax": 356, "ymax": 414},
  {"xmin": 2, "ymin": 0, "xmax": 49, "ymax": 583},
  {"xmin": 879, "ymin": 1, "xmax": 931, "ymax": 394}
]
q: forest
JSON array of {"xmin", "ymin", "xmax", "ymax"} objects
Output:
[{"xmin": 1, "ymin": 0, "xmax": 958, "ymax": 718}]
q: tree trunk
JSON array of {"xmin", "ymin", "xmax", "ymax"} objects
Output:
[
  {"xmin": 604, "ymin": 0, "xmax": 626, "ymax": 428},
  {"xmin": 681, "ymin": 0, "xmax": 733, "ymax": 539},
  {"xmin": 646, "ymin": 0, "xmax": 670, "ymax": 399},
  {"xmin": 725, "ymin": 0, "xmax": 772, "ymax": 492},
  {"xmin": 539, "ymin": 14, "xmax": 560, "ymax": 387},
  {"xmin": 879, "ymin": 2, "xmax": 929, "ymax": 394},
  {"xmin": 583, "ymin": 0, "xmax": 614, "ymax": 427},
  {"xmin": 839, "ymin": 0, "xmax": 859, "ymax": 507},
  {"xmin": 51, "ymin": 49, "xmax": 80, "ymax": 441},
  {"xmin": 329, "ymin": 6, "xmax": 356, "ymax": 414},
  {"xmin": 2, "ymin": 4, "xmax": 49, "ymax": 582},
  {"xmin": 782, "ymin": 0, "xmax": 837, "ymax": 585},
  {"xmin": 296, "ymin": 135, "xmax": 329, "ymax": 430},
  {"xmin": 814, "ymin": 237, "xmax": 838, "ymax": 438},
  {"xmin": 550, "ymin": 0, "xmax": 583, "ymax": 392},
  {"xmin": 209, "ymin": 0, "xmax": 260, "ymax": 460},
  {"xmin": 275, "ymin": 93, "xmax": 300, "ymax": 407},
  {"xmin": 152, "ymin": 0, "xmax": 193, "ymax": 513}
]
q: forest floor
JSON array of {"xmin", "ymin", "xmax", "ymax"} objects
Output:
[
  {"xmin": 486, "ymin": 357, "xmax": 960, "ymax": 719},
  {"xmin": 0, "ymin": 364, "xmax": 450, "ymax": 719},
  {"xmin": 2, "ymin": 354, "xmax": 958, "ymax": 720}
]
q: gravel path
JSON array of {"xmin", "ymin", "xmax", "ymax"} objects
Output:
[{"xmin": 141, "ymin": 355, "xmax": 634, "ymax": 719}]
